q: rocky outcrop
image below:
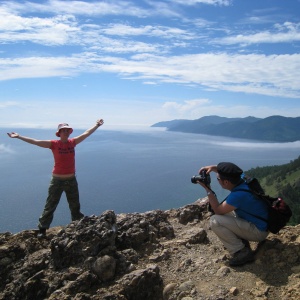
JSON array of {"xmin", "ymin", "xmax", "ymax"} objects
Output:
[{"xmin": 0, "ymin": 199, "xmax": 299, "ymax": 300}]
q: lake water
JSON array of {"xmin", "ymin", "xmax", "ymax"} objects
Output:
[{"xmin": 1, "ymin": 128, "xmax": 300, "ymax": 233}]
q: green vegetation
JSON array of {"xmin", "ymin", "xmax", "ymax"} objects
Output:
[
  {"xmin": 245, "ymin": 156, "xmax": 300, "ymax": 226},
  {"xmin": 152, "ymin": 115, "xmax": 300, "ymax": 142}
]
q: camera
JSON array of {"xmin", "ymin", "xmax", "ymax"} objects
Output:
[{"xmin": 191, "ymin": 170, "xmax": 211, "ymax": 185}]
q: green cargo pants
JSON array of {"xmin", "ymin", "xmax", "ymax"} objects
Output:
[{"xmin": 38, "ymin": 176, "xmax": 84, "ymax": 229}]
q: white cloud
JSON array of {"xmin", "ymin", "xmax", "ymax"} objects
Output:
[
  {"xmin": 0, "ymin": 101, "xmax": 19, "ymax": 108},
  {"xmin": 0, "ymin": 7, "xmax": 190, "ymax": 50},
  {"xmin": 97, "ymin": 53, "xmax": 300, "ymax": 98},
  {"xmin": 162, "ymin": 99, "xmax": 212, "ymax": 119},
  {"xmin": 169, "ymin": 0, "xmax": 231, "ymax": 6},
  {"xmin": 0, "ymin": 144, "xmax": 15, "ymax": 154},
  {"xmin": 1, "ymin": 0, "xmax": 150, "ymax": 17},
  {"xmin": 0, "ymin": 0, "xmax": 299, "ymax": 129},
  {"xmin": 161, "ymin": 101, "xmax": 300, "ymax": 120},
  {"xmin": 1, "ymin": 52, "xmax": 299, "ymax": 98},
  {"xmin": 163, "ymin": 98, "xmax": 210, "ymax": 111},
  {"xmin": 0, "ymin": 55, "xmax": 83, "ymax": 80},
  {"xmin": 217, "ymin": 22, "xmax": 300, "ymax": 45},
  {"xmin": 212, "ymin": 140, "xmax": 300, "ymax": 149},
  {"xmin": 0, "ymin": 10, "xmax": 80, "ymax": 46},
  {"xmin": 0, "ymin": 0, "xmax": 233, "ymax": 24},
  {"xmin": 0, "ymin": 97, "xmax": 298, "ymax": 130},
  {"xmin": 102, "ymin": 24, "xmax": 194, "ymax": 40}
]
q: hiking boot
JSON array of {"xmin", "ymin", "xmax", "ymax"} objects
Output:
[
  {"xmin": 37, "ymin": 228, "xmax": 47, "ymax": 239},
  {"xmin": 229, "ymin": 246, "xmax": 254, "ymax": 266},
  {"xmin": 241, "ymin": 239, "xmax": 251, "ymax": 249}
]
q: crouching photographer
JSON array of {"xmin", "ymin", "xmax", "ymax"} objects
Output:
[{"xmin": 192, "ymin": 162, "xmax": 269, "ymax": 266}]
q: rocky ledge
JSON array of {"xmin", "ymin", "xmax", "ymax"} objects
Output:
[{"xmin": 0, "ymin": 199, "xmax": 299, "ymax": 300}]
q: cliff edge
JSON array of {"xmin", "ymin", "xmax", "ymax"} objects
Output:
[{"xmin": 0, "ymin": 199, "xmax": 299, "ymax": 300}]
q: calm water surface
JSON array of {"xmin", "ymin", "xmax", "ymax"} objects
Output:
[{"xmin": 1, "ymin": 128, "xmax": 299, "ymax": 233}]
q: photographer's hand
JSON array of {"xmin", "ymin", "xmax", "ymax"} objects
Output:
[
  {"xmin": 198, "ymin": 165, "xmax": 217, "ymax": 174},
  {"xmin": 197, "ymin": 181, "xmax": 212, "ymax": 193}
]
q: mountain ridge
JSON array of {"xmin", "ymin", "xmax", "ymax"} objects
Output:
[{"xmin": 151, "ymin": 115, "xmax": 300, "ymax": 142}]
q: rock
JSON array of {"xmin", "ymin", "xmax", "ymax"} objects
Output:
[
  {"xmin": 163, "ymin": 283, "xmax": 177, "ymax": 300},
  {"xmin": 216, "ymin": 266, "xmax": 230, "ymax": 277},
  {"xmin": 120, "ymin": 265, "xmax": 163, "ymax": 300},
  {"xmin": 61, "ymin": 271, "xmax": 98, "ymax": 294},
  {"xmin": 93, "ymin": 255, "xmax": 116, "ymax": 281},
  {"xmin": 0, "ymin": 202, "xmax": 299, "ymax": 300},
  {"xmin": 229, "ymin": 286, "xmax": 238, "ymax": 295},
  {"xmin": 184, "ymin": 228, "xmax": 207, "ymax": 244},
  {"xmin": 116, "ymin": 210, "xmax": 175, "ymax": 250},
  {"xmin": 50, "ymin": 211, "xmax": 118, "ymax": 269},
  {"xmin": 177, "ymin": 204, "xmax": 208, "ymax": 224},
  {"xmin": 149, "ymin": 249, "xmax": 171, "ymax": 262},
  {"xmin": 291, "ymin": 265, "xmax": 300, "ymax": 273},
  {"xmin": 179, "ymin": 280, "xmax": 195, "ymax": 292}
]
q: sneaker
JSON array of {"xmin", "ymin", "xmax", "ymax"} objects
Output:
[
  {"xmin": 229, "ymin": 246, "xmax": 254, "ymax": 266},
  {"xmin": 37, "ymin": 228, "xmax": 47, "ymax": 238}
]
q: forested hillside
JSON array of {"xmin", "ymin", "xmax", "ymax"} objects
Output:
[
  {"xmin": 152, "ymin": 115, "xmax": 300, "ymax": 142},
  {"xmin": 245, "ymin": 156, "xmax": 300, "ymax": 225}
]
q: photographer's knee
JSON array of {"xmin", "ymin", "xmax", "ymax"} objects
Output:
[{"xmin": 210, "ymin": 214, "xmax": 219, "ymax": 231}]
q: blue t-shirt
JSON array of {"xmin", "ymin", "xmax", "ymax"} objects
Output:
[{"xmin": 226, "ymin": 182, "xmax": 269, "ymax": 231}]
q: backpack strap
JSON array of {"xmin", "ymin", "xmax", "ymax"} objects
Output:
[{"xmin": 231, "ymin": 188, "xmax": 269, "ymax": 223}]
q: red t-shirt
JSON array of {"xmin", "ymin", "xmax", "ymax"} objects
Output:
[{"xmin": 50, "ymin": 139, "xmax": 76, "ymax": 174}]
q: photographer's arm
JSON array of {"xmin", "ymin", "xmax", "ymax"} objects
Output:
[
  {"xmin": 7, "ymin": 132, "xmax": 51, "ymax": 148},
  {"xmin": 199, "ymin": 183, "xmax": 236, "ymax": 215}
]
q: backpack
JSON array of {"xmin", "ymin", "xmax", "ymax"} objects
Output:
[{"xmin": 235, "ymin": 175, "xmax": 292, "ymax": 234}]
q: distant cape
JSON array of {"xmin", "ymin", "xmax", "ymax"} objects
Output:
[{"xmin": 151, "ymin": 115, "xmax": 300, "ymax": 142}]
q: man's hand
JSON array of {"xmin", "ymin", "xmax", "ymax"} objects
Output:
[{"xmin": 198, "ymin": 165, "xmax": 217, "ymax": 174}]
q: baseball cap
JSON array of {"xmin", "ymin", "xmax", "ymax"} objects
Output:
[{"xmin": 217, "ymin": 162, "xmax": 243, "ymax": 178}]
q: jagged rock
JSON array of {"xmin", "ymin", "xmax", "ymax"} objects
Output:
[
  {"xmin": 50, "ymin": 211, "xmax": 117, "ymax": 269},
  {"xmin": 116, "ymin": 210, "xmax": 175, "ymax": 250},
  {"xmin": 176, "ymin": 227, "xmax": 207, "ymax": 245},
  {"xmin": 149, "ymin": 249, "xmax": 171, "ymax": 262},
  {"xmin": 60, "ymin": 271, "xmax": 98, "ymax": 294},
  {"xmin": 177, "ymin": 202, "xmax": 208, "ymax": 224},
  {"xmin": 0, "ymin": 201, "xmax": 299, "ymax": 300},
  {"xmin": 120, "ymin": 265, "xmax": 163, "ymax": 300}
]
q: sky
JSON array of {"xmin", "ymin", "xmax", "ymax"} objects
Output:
[{"xmin": 1, "ymin": 0, "xmax": 300, "ymax": 130}]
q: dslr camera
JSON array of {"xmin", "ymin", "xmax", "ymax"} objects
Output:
[{"xmin": 191, "ymin": 170, "xmax": 211, "ymax": 186}]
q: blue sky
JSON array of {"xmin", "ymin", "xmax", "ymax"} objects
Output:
[{"xmin": 1, "ymin": 0, "xmax": 300, "ymax": 130}]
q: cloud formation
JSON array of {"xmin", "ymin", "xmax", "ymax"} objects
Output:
[
  {"xmin": 0, "ymin": 0, "xmax": 299, "ymax": 127},
  {"xmin": 1, "ymin": 1, "xmax": 299, "ymax": 98},
  {"xmin": 1, "ymin": 52, "xmax": 299, "ymax": 98},
  {"xmin": 0, "ymin": 143, "xmax": 15, "ymax": 154}
]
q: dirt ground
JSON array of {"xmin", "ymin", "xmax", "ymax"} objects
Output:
[{"xmin": 136, "ymin": 208, "xmax": 300, "ymax": 300}]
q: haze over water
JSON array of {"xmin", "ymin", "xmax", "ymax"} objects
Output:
[{"xmin": 1, "ymin": 128, "xmax": 299, "ymax": 233}]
